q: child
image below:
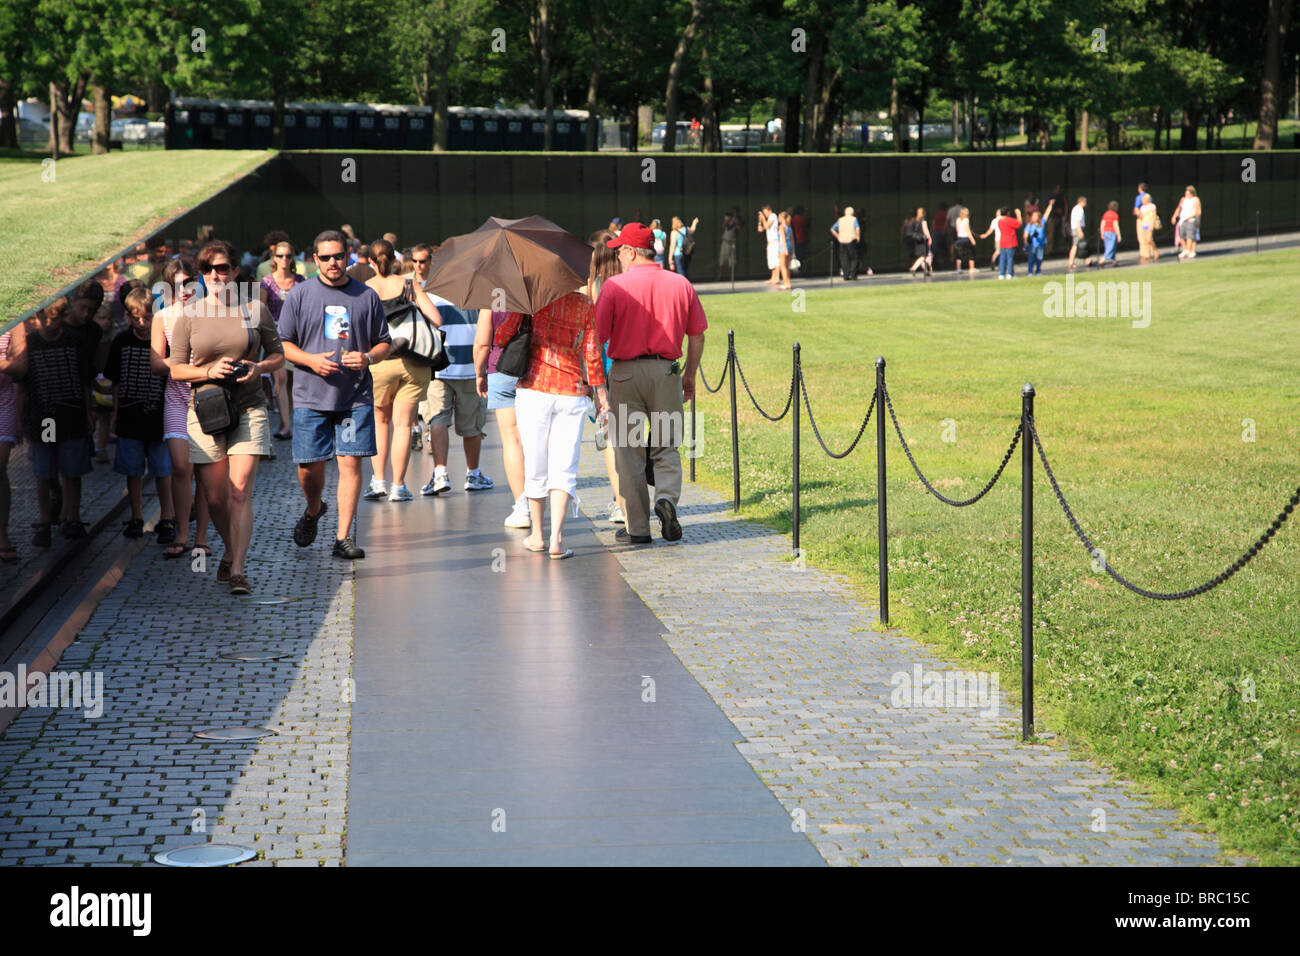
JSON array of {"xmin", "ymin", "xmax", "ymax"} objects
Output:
[
  {"xmin": 106, "ymin": 288, "xmax": 175, "ymax": 542},
  {"xmin": 1023, "ymin": 210, "xmax": 1047, "ymax": 276},
  {"xmin": 0, "ymin": 323, "xmax": 21, "ymax": 562},
  {"xmin": 1101, "ymin": 200, "xmax": 1122, "ymax": 266},
  {"xmin": 1067, "ymin": 196, "xmax": 1094, "ymax": 270},
  {"xmin": 5, "ymin": 298, "xmax": 101, "ymax": 544},
  {"xmin": 952, "ymin": 207, "xmax": 977, "ymax": 275}
]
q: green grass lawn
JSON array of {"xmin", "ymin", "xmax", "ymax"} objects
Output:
[
  {"xmin": 691, "ymin": 250, "xmax": 1300, "ymax": 864},
  {"xmin": 0, "ymin": 149, "xmax": 271, "ymax": 328}
]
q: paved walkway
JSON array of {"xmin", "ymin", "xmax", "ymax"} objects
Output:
[{"xmin": 570, "ymin": 441, "xmax": 1228, "ymax": 865}]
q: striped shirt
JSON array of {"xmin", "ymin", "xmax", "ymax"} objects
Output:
[{"xmin": 428, "ymin": 293, "xmax": 477, "ymax": 380}]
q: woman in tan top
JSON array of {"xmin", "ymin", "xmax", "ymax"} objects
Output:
[{"xmin": 168, "ymin": 240, "xmax": 284, "ymax": 595}]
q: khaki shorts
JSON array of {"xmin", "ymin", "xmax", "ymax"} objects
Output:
[
  {"xmin": 187, "ymin": 404, "xmax": 270, "ymax": 464},
  {"xmin": 372, "ymin": 354, "xmax": 431, "ymax": 407},
  {"xmin": 425, "ymin": 377, "xmax": 486, "ymax": 438}
]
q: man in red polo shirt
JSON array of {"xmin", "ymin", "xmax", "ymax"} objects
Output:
[{"xmin": 594, "ymin": 222, "xmax": 708, "ymax": 545}]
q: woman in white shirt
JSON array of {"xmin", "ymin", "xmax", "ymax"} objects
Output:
[{"xmin": 1173, "ymin": 186, "xmax": 1202, "ymax": 259}]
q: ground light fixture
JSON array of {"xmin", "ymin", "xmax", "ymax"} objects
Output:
[
  {"xmin": 192, "ymin": 727, "xmax": 277, "ymax": 741},
  {"xmin": 153, "ymin": 844, "xmax": 258, "ymax": 867}
]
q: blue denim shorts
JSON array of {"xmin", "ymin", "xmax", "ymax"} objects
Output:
[
  {"xmin": 30, "ymin": 435, "xmax": 93, "ymax": 481},
  {"xmin": 114, "ymin": 437, "xmax": 173, "ymax": 477},
  {"xmin": 292, "ymin": 404, "xmax": 377, "ymax": 462},
  {"xmin": 487, "ymin": 372, "xmax": 518, "ymax": 411}
]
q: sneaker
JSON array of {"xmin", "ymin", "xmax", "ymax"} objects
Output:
[
  {"xmin": 465, "ymin": 471, "xmax": 494, "ymax": 491},
  {"xmin": 31, "ymin": 522, "xmax": 52, "ymax": 548},
  {"xmin": 363, "ymin": 478, "xmax": 388, "ymax": 500},
  {"xmin": 504, "ymin": 496, "xmax": 531, "ymax": 528},
  {"xmin": 614, "ymin": 528, "xmax": 651, "ymax": 545},
  {"xmin": 292, "ymin": 500, "xmax": 327, "ymax": 547},
  {"xmin": 122, "ymin": 517, "xmax": 144, "ymax": 539},
  {"xmin": 609, "ymin": 501, "xmax": 625, "ymax": 525},
  {"xmin": 388, "ymin": 484, "xmax": 413, "ymax": 502},
  {"xmin": 156, "ymin": 519, "xmax": 177, "ymax": 545},
  {"xmin": 332, "ymin": 536, "xmax": 366, "ymax": 559},
  {"xmin": 654, "ymin": 498, "xmax": 682, "ymax": 542},
  {"xmin": 422, "ymin": 473, "xmax": 451, "ymax": 496}
]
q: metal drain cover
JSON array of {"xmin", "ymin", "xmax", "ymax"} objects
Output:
[
  {"xmin": 154, "ymin": 844, "xmax": 257, "ymax": 867},
  {"xmin": 193, "ymin": 727, "xmax": 277, "ymax": 742},
  {"xmin": 249, "ymin": 596, "xmax": 298, "ymax": 605},
  {"xmin": 219, "ymin": 651, "xmax": 291, "ymax": 662}
]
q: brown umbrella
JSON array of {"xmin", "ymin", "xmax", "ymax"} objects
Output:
[{"xmin": 423, "ymin": 215, "xmax": 593, "ymax": 314}]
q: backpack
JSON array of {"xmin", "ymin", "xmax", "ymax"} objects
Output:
[
  {"xmin": 905, "ymin": 218, "xmax": 924, "ymax": 241},
  {"xmin": 681, "ymin": 228, "xmax": 695, "ymax": 257},
  {"xmin": 653, "ymin": 232, "xmax": 665, "ymax": 256}
]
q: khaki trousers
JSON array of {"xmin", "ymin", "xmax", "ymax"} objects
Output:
[{"xmin": 607, "ymin": 359, "xmax": 684, "ymax": 537}]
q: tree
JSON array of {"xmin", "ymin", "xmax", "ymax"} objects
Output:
[
  {"xmin": 0, "ymin": 0, "xmax": 37, "ymax": 148},
  {"xmin": 663, "ymin": 0, "xmax": 705, "ymax": 152},
  {"xmin": 1255, "ymin": 0, "xmax": 1294, "ymax": 148}
]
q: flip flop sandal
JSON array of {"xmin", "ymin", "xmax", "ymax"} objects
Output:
[
  {"xmin": 523, "ymin": 541, "xmax": 547, "ymax": 552},
  {"xmin": 548, "ymin": 549, "xmax": 574, "ymax": 560},
  {"xmin": 163, "ymin": 542, "xmax": 188, "ymax": 559}
]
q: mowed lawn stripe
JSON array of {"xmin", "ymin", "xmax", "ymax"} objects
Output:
[
  {"xmin": 692, "ymin": 250, "xmax": 1299, "ymax": 864},
  {"xmin": 0, "ymin": 149, "xmax": 270, "ymax": 323}
]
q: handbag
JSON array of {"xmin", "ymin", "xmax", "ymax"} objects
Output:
[
  {"xmin": 192, "ymin": 314, "xmax": 257, "ymax": 436},
  {"xmin": 386, "ymin": 278, "xmax": 448, "ymax": 370},
  {"xmin": 496, "ymin": 315, "xmax": 533, "ymax": 378}
]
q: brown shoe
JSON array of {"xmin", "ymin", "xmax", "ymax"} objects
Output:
[
  {"xmin": 228, "ymin": 574, "xmax": 251, "ymax": 595},
  {"xmin": 217, "ymin": 558, "xmax": 232, "ymax": 583}
]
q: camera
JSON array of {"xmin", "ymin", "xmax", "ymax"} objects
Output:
[{"xmin": 227, "ymin": 361, "xmax": 252, "ymax": 379}]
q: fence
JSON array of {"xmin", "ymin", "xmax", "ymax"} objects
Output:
[{"xmin": 689, "ymin": 332, "xmax": 1300, "ymax": 740}]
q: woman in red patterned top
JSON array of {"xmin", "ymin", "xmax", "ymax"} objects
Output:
[{"xmin": 494, "ymin": 291, "xmax": 608, "ymax": 559}]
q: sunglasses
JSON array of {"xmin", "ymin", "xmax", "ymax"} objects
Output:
[
  {"xmin": 274, "ymin": 253, "xmax": 292, "ymax": 259},
  {"xmin": 411, "ymin": 257, "xmax": 429, "ymax": 264},
  {"xmin": 317, "ymin": 252, "xmax": 347, "ymax": 262},
  {"xmin": 202, "ymin": 263, "xmax": 233, "ymax": 275}
]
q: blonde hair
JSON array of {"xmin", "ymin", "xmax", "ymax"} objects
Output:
[{"xmin": 124, "ymin": 287, "xmax": 154, "ymax": 316}]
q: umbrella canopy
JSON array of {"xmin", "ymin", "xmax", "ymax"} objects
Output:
[{"xmin": 424, "ymin": 215, "xmax": 593, "ymax": 314}]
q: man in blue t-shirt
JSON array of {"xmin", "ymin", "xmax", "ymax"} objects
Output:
[{"xmin": 278, "ymin": 230, "xmax": 392, "ymax": 559}]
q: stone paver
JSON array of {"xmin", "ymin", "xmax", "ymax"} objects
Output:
[
  {"xmin": 0, "ymin": 432, "xmax": 352, "ymax": 866},
  {"xmin": 574, "ymin": 441, "xmax": 1224, "ymax": 866}
]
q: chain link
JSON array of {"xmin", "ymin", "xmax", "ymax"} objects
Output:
[
  {"xmin": 881, "ymin": 384, "xmax": 1021, "ymax": 507},
  {"xmin": 1029, "ymin": 418, "xmax": 1300, "ymax": 600},
  {"xmin": 734, "ymin": 352, "xmax": 794, "ymax": 422},
  {"xmin": 797, "ymin": 358, "xmax": 876, "ymax": 459},
  {"xmin": 699, "ymin": 349, "xmax": 729, "ymax": 394}
]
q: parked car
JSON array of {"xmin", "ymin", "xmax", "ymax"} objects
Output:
[
  {"xmin": 721, "ymin": 128, "xmax": 762, "ymax": 152},
  {"xmin": 651, "ymin": 121, "xmax": 691, "ymax": 146}
]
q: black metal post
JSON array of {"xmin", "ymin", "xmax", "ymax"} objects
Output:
[
  {"xmin": 1021, "ymin": 382, "xmax": 1035, "ymax": 741},
  {"xmin": 829, "ymin": 238, "xmax": 834, "ymax": 289},
  {"xmin": 728, "ymin": 330, "xmax": 740, "ymax": 513},
  {"xmin": 792, "ymin": 343, "xmax": 801, "ymax": 555},
  {"xmin": 875, "ymin": 357, "xmax": 889, "ymax": 626},
  {"xmin": 689, "ymin": 389, "xmax": 696, "ymax": 483},
  {"xmin": 1256, "ymin": 210, "xmax": 1260, "ymax": 254}
]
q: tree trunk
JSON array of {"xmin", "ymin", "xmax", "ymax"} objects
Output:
[
  {"xmin": 0, "ymin": 79, "xmax": 16, "ymax": 149},
  {"xmin": 813, "ymin": 68, "xmax": 840, "ymax": 152},
  {"xmin": 585, "ymin": 0, "xmax": 602, "ymax": 151},
  {"xmin": 1179, "ymin": 106, "xmax": 1198, "ymax": 149},
  {"xmin": 890, "ymin": 78, "xmax": 902, "ymax": 151},
  {"xmin": 662, "ymin": 0, "xmax": 703, "ymax": 153},
  {"xmin": 916, "ymin": 98, "xmax": 925, "ymax": 153},
  {"xmin": 92, "ymin": 82, "xmax": 110, "ymax": 154},
  {"xmin": 952, "ymin": 98, "xmax": 959, "ymax": 147},
  {"xmin": 699, "ymin": 38, "xmax": 721, "ymax": 152},
  {"xmin": 1106, "ymin": 117, "xmax": 1119, "ymax": 149},
  {"xmin": 539, "ymin": 0, "xmax": 554, "ymax": 150},
  {"xmin": 1064, "ymin": 104, "xmax": 1077, "ymax": 150},
  {"xmin": 967, "ymin": 94, "xmax": 976, "ymax": 150},
  {"xmin": 1154, "ymin": 107, "xmax": 1164, "ymax": 149},
  {"xmin": 628, "ymin": 103, "xmax": 638, "ymax": 152},
  {"xmin": 49, "ymin": 81, "xmax": 58, "ymax": 156},
  {"xmin": 802, "ymin": 32, "xmax": 824, "ymax": 152},
  {"xmin": 272, "ymin": 72, "xmax": 285, "ymax": 149},
  {"xmin": 784, "ymin": 93, "xmax": 800, "ymax": 153},
  {"xmin": 1079, "ymin": 107, "xmax": 1089, "ymax": 151},
  {"xmin": 146, "ymin": 79, "xmax": 167, "ymax": 115},
  {"xmin": 1254, "ymin": 0, "xmax": 1293, "ymax": 149},
  {"xmin": 433, "ymin": 62, "xmax": 450, "ymax": 151}
]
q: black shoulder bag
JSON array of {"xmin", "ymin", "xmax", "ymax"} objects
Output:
[
  {"xmin": 495, "ymin": 315, "xmax": 533, "ymax": 378},
  {"xmin": 192, "ymin": 308, "xmax": 258, "ymax": 436}
]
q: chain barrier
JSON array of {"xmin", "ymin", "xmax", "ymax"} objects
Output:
[
  {"xmin": 881, "ymin": 384, "xmax": 1022, "ymax": 507},
  {"xmin": 734, "ymin": 352, "xmax": 795, "ymax": 422},
  {"xmin": 699, "ymin": 349, "xmax": 730, "ymax": 394},
  {"xmin": 796, "ymin": 357, "xmax": 876, "ymax": 459},
  {"xmin": 1029, "ymin": 418, "xmax": 1300, "ymax": 600}
]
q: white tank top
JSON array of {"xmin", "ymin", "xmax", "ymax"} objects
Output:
[
  {"xmin": 1179, "ymin": 196, "xmax": 1198, "ymax": 219},
  {"xmin": 956, "ymin": 218, "xmax": 973, "ymax": 240}
]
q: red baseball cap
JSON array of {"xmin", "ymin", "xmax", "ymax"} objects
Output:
[{"xmin": 606, "ymin": 222, "xmax": 654, "ymax": 250}]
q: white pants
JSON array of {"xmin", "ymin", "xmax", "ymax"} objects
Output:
[{"xmin": 514, "ymin": 388, "xmax": 588, "ymax": 499}]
